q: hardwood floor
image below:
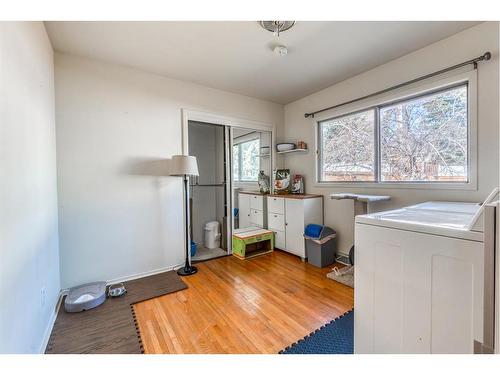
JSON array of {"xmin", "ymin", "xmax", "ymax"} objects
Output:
[{"xmin": 133, "ymin": 250, "xmax": 354, "ymax": 354}]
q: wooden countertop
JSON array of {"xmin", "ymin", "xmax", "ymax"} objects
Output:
[
  {"xmin": 238, "ymin": 191, "xmax": 323, "ymax": 199},
  {"xmin": 238, "ymin": 190, "xmax": 266, "ymax": 195},
  {"xmin": 268, "ymin": 194, "xmax": 323, "ymax": 199}
]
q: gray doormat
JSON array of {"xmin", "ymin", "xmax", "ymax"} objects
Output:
[
  {"xmin": 45, "ymin": 271, "xmax": 187, "ymax": 354},
  {"xmin": 327, "ymin": 266, "xmax": 354, "ymax": 288}
]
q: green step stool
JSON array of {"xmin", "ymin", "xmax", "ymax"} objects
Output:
[{"xmin": 232, "ymin": 227, "xmax": 274, "ymax": 259}]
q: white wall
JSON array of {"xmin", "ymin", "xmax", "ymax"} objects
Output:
[
  {"xmin": 283, "ymin": 22, "xmax": 499, "ymax": 255},
  {"xmin": 54, "ymin": 53, "xmax": 283, "ymax": 288},
  {"xmin": 0, "ymin": 22, "xmax": 60, "ymax": 353}
]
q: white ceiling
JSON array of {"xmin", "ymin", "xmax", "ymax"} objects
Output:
[{"xmin": 45, "ymin": 21, "xmax": 480, "ymax": 104}]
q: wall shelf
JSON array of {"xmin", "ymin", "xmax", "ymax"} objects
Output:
[{"xmin": 276, "ymin": 148, "xmax": 308, "ymax": 155}]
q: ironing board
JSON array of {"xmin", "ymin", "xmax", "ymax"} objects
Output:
[
  {"xmin": 330, "ymin": 193, "xmax": 391, "ymax": 265},
  {"xmin": 330, "ymin": 193, "xmax": 391, "ymax": 216}
]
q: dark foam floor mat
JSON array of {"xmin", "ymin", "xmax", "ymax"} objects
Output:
[
  {"xmin": 45, "ymin": 271, "xmax": 187, "ymax": 354},
  {"xmin": 279, "ymin": 310, "xmax": 354, "ymax": 354}
]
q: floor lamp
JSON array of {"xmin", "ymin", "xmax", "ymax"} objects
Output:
[{"xmin": 169, "ymin": 155, "xmax": 199, "ymax": 276}]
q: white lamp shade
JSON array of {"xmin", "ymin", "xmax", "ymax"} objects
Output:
[{"xmin": 169, "ymin": 155, "xmax": 199, "ymax": 176}]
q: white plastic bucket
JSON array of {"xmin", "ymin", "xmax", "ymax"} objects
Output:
[{"xmin": 204, "ymin": 221, "xmax": 221, "ymax": 249}]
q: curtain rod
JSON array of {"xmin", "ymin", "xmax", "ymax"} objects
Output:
[{"xmin": 304, "ymin": 51, "xmax": 491, "ymax": 119}]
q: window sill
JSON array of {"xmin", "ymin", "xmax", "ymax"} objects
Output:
[{"xmin": 314, "ymin": 181, "xmax": 477, "ymax": 191}]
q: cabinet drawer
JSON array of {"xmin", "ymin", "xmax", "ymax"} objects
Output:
[
  {"xmin": 250, "ymin": 195, "xmax": 264, "ymax": 210},
  {"xmin": 273, "ymin": 230, "xmax": 286, "ymax": 250},
  {"xmin": 250, "ymin": 209, "xmax": 264, "ymax": 227},
  {"xmin": 267, "ymin": 196, "xmax": 284, "ymax": 214},
  {"xmin": 268, "ymin": 212, "xmax": 285, "ymax": 232}
]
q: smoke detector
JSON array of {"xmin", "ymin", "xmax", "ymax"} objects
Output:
[
  {"xmin": 259, "ymin": 21, "xmax": 296, "ymax": 37},
  {"xmin": 273, "ymin": 45, "xmax": 288, "ymax": 56}
]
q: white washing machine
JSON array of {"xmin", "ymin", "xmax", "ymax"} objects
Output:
[{"xmin": 354, "ymin": 200, "xmax": 497, "ymax": 354}]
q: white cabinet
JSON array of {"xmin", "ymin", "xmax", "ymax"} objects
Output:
[
  {"xmin": 250, "ymin": 208, "xmax": 264, "ymax": 227},
  {"xmin": 274, "ymin": 229, "xmax": 286, "ymax": 250},
  {"xmin": 267, "ymin": 196, "xmax": 284, "ymax": 215},
  {"xmin": 355, "ymin": 223, "xmax": 484, "ymax": 354},
  {"xmin": 284, "ymin": 199, "xmax": 307, "ymax": 257},
  {"xmin": 238, "ymin": 192, "xmax": 267, "ymax": 229},
  {"xmin": 238, "ymin": 193, "xmax": 251, "ymax": 229},
  {"xmin": 267, "ymin": 195, "xmax": 323, "ymax": 259},
  {"xmin": 268, "ymin": 212, "xmax": 285, "ymax": 232},
  {"xmin": 250, "ymin": 194, "xmax": 264, "ymax": 211}
]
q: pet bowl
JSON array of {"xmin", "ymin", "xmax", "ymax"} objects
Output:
[{"xmin": 276, "ymin": 143, "xmax": 296, "ymax": 152}]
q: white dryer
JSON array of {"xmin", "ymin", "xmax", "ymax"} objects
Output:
[{"xmin": 354, "ymin": 200, "xmax": 496, "ymax": 354}]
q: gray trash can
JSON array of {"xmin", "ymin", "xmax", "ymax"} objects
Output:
[{"xmin": 304, "ymin": 224, "xmax": 337, "ymax": 268}]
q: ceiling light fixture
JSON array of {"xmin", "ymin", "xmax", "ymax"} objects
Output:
[
  {"xmin": 259, "ymin": 21, "xmax": 296, "ymax": 37},
  {"xmin": 273, "ymin": 45, "xmax": 288, "ymax": 57}
]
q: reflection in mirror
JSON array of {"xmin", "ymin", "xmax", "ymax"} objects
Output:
[{"xmin": 231, "ymin": 127, "xmax": 272, "ymax": 231}]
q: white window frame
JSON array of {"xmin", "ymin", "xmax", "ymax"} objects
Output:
[{"xmin": 314, "ymin": 70, "xmax": 478, "ymax": 190}]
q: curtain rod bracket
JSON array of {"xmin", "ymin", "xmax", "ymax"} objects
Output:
[
  {"xmin": 482, "ymin": 51, "xmax": 492, "ymax": 61},
  {"xmin": 304, "ymin": 51, "xmax": 491, "ymax": 119}
]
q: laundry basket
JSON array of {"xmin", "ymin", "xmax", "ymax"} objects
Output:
[{"xmin": 304, "ymin": 224, "xmax": 336, "ymax": 268}]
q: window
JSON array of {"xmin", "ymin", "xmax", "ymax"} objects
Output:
[
  {"xmin": 233, "ymin": 143, "xmax": 240, "ymax": 181},
  {"xmin": 318, "ymin": 84, "xmax": 469, "ymax": 184},
  {"xmin": 233, "ymin": 138, "xmax": 260, "ymax": 182},
  {"xmin": 319, "ymin": 109, "xmax": 376, "ymax": 182},
  {"xmin": 380, "ymin": 86, "xmax": 467, "ymax": 182}
]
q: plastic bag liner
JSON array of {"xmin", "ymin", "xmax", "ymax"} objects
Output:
[{"xmin": 304, "ymin": 233, "xmax": 336, "ymax": 245}]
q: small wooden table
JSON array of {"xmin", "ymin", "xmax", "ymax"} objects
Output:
[{"xmin": 232, "ymin": 227, "xmax": 274, "ymax": 260}]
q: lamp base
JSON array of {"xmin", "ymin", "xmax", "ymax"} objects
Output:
[{"xmin": 177, "ymin": 265, "xmax": 198, "ymax": 276}]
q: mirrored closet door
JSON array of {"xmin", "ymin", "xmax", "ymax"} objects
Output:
[{"xmin": 231, "ymin": 127, "xmax": 272, "ymax": 232}]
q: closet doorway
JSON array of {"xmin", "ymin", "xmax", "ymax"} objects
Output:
[{"xmin": 188, "ymin": 121, "xmax": 229, "ymax": 262}]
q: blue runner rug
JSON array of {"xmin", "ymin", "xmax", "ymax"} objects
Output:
[{"xmin": 279, "ymin": 310, "xmax": 354, "ymax": 354}]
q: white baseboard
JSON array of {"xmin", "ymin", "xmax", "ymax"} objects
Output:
[
  {"xmin": 39, "ymin": 291, "xmax": 64, "ymax": 354},
  {"xmin": 106, "ymin": 262, "xmax": 185, "ymax": 285}
]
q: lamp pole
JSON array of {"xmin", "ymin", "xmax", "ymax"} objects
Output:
[{"xmin": 177, "ymin": 173, "xmax": 197, "ymax": 276}]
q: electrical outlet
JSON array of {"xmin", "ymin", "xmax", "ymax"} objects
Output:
[{"xmin": 40, "ymin": 287, "xmax": 47, "ymax": 308}]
